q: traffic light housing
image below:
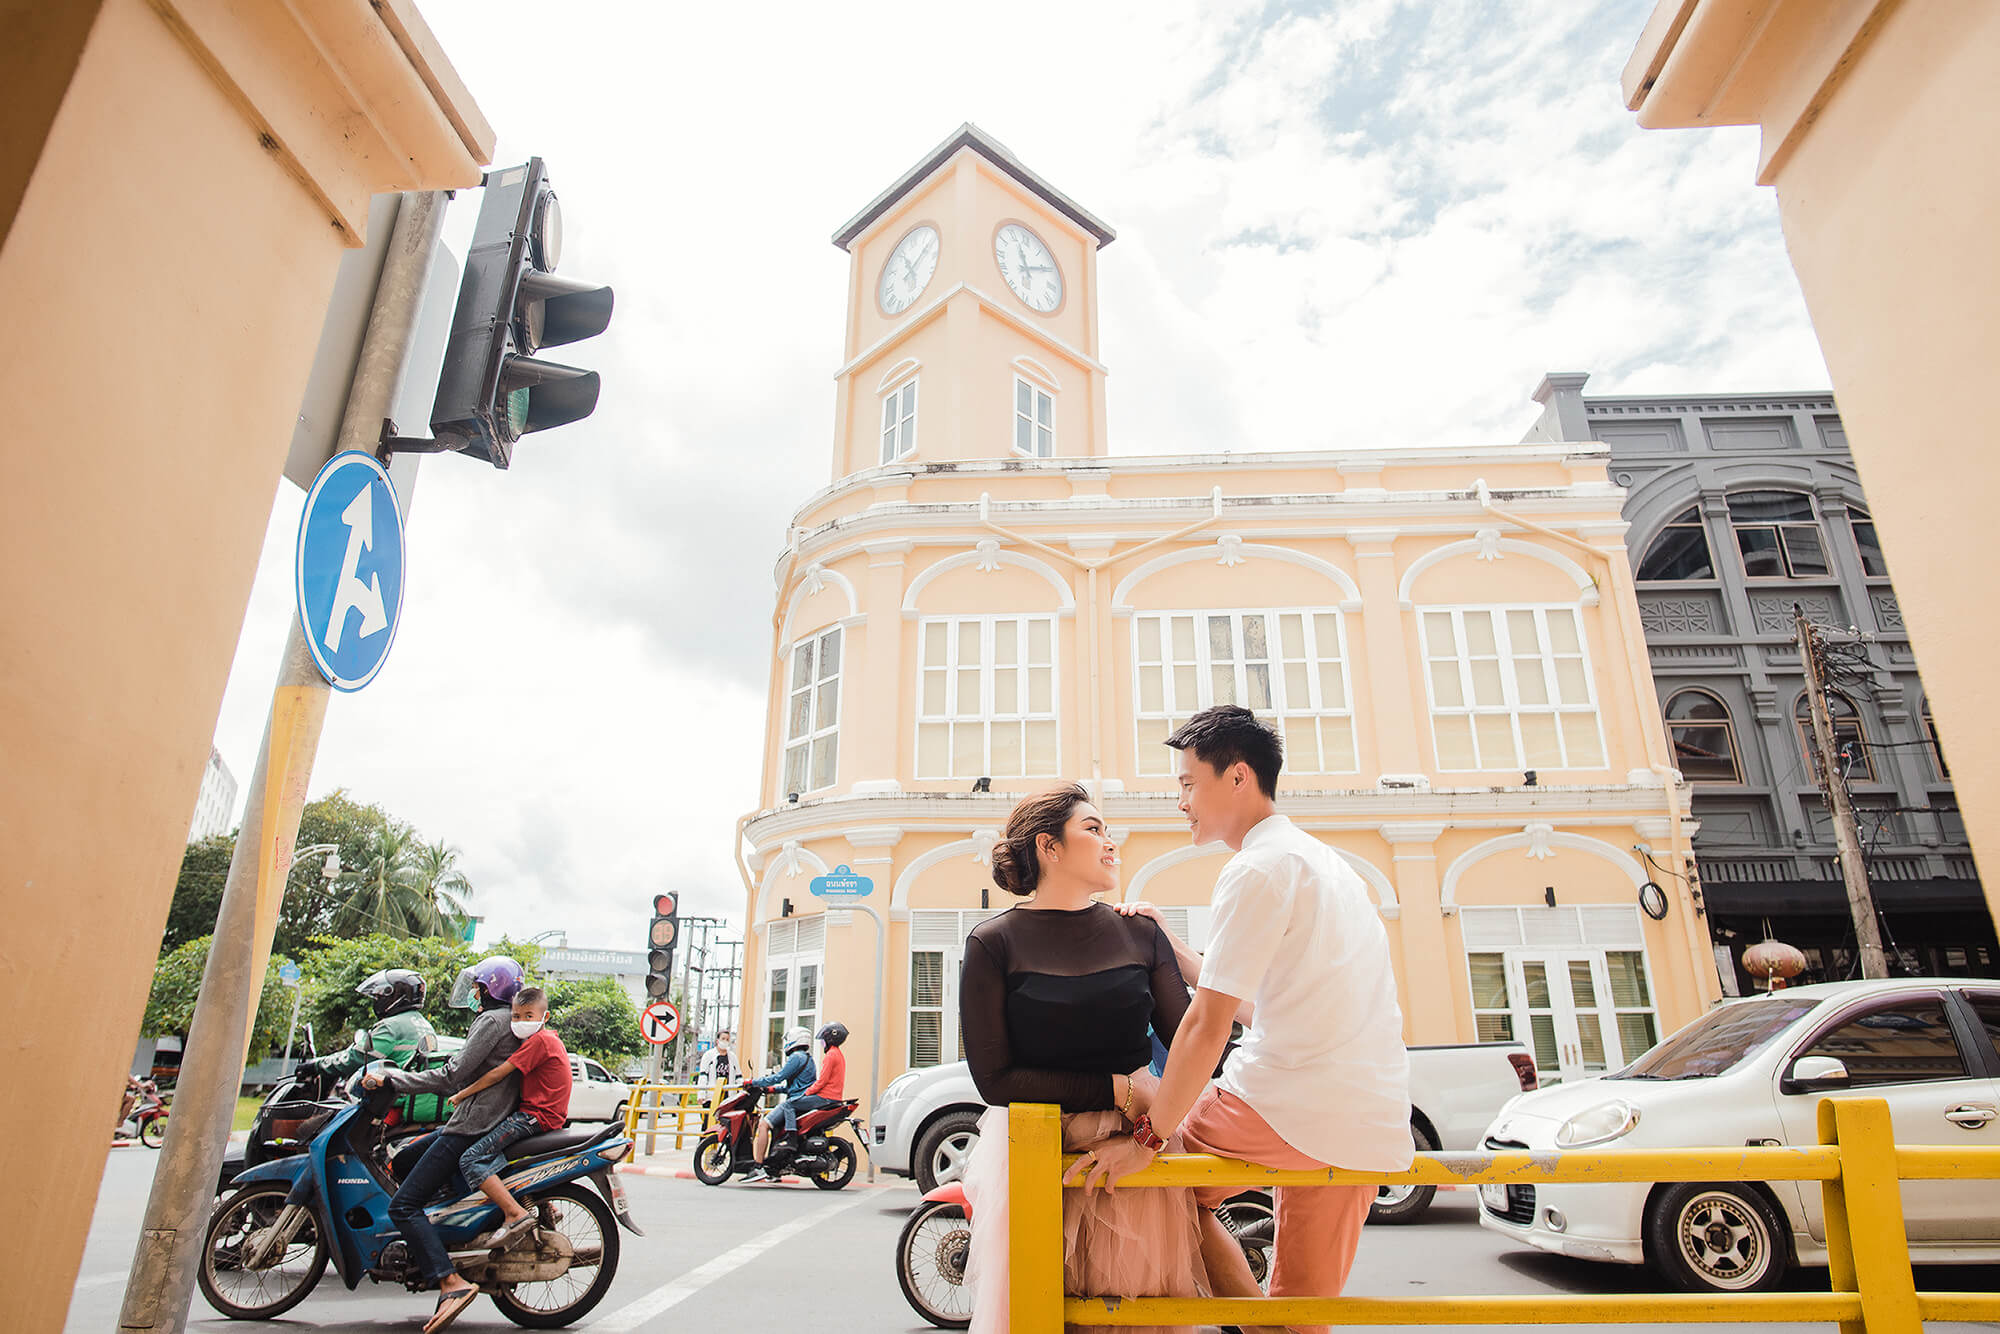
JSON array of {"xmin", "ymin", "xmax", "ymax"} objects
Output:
[
  {"xmin": 431, "ymin": 157, "xmax": 614, "ymax": 469},
  {"xmin": 645, "ymin": 892, "xmax": 678, "ymax": 1000}
]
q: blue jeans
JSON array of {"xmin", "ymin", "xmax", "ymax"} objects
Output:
[
  {"xmin": 767, "ymin": 1094, "xmax": 839, "ymax": 1134},
  {"xmin": 460, "ymin": 1111, "xmax": 540, "ymax": 1188},
  {"xmin": 387, "ymin": 1131, "xmax": 477, "ymax": 1284}
]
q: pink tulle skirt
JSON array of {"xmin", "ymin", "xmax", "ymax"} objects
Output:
[{"xmin": 961, "ymin": 1100, "xmax": 1208, "ymax": 1334}]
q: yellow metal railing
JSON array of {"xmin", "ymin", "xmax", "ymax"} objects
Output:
[
  {"xmin": 621, "ymin": 1082, "xmax": 726, "ymax": 1158},
  {"xmin": 1007, "ymin": 1096, "xmax": 2000, "ymax": 1332}
]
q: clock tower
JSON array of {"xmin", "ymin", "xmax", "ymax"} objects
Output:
[{"xmin": 827, "ymin": 124, "xmax": 1116, "ymax": 482}]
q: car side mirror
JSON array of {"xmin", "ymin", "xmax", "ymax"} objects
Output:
[{"xmin": 1787, "ymin": 1055, "xmax": 1850, "ymax": 1091}]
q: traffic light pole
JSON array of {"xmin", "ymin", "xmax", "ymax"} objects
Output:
[{"xmin": 117, "ymin": 191, "xmax": 449, "ymax": 1334}]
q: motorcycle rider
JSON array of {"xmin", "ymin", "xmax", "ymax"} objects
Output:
[
  {"xmin": 742, "ymin": 1021, "xmax": 846, "ymax": 1183},
  {"xmin": 364, "ymin": 955, "xmax": 525, "ymax": 1334},
  {"xmin": 301, "ymin": 969, "xmax": 438, "ymax": 1083},
  {"xmin": 737, "ymin": 1025, "xmax": 815, "ymax": 1183}
]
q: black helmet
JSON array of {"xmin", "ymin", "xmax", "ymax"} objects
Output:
[
  {"xmin": 356, "ymin": 969, "xmax": 426, "ymax": 1020},
  {"xmin": 816, "ymin": 1021, "xmax": 849, "ymax": 1049}
]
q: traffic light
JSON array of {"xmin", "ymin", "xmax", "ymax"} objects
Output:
[
  {"xmin": 645, "ymin": 892, "xmax": 678, "ymax": 1000},
  {"xmin": 431, "ymin": 157, "xmax": 614, "ymax": 469}
]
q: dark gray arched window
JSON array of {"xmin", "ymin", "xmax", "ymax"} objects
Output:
[
  {"xmin": 1664, "ymin": 689, "xmax": 1740, "ymax": 782},
  {"xmin": 1728, "ymin": 491, "xmax": 1828, "ymax": 579},
  {"xmin": 1795, "ymin": 690, "xmax": 1875, "ymax": 782},
  {"xmin": 1850, "ymin": 506, "xmax": 1890, "ymax": 578},
  {"xmin": 1636, "ymin": 507, "xmax": 1714, "ymax": 581}
]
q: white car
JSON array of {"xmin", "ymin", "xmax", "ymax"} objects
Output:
[
  {"xmin": 1477, "ymin": 977, "xmax": 2000, "ymax": 1292},
  {"xmin": 564, "ymin": 1054, "xmax": 634, "ymax": 1123}
]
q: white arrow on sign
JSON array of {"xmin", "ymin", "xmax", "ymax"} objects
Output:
[{"xmin": 324, "ymin": 486, "xmax": 389, "ymax": 653}]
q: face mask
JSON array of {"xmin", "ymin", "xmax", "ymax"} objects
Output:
[{"xmin": 511, "ymin": 1020, "xmax": 544, "ymax": 1039}]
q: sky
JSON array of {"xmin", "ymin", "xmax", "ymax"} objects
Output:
[{"xmin": 207, "ymin": 0, "xmax": 1831, "ymax": 957}]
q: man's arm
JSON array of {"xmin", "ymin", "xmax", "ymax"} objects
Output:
[
  {"xmin": 385, "ymin": 1011, "xmax": 502, "ymax": 1094},
  {"xmin": 1067, "ymin": 985, "xmax": 1242, "ymax": 1193}
]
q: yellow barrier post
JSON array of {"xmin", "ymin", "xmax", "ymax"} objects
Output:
[
  {"xmin": 1009, "ymin": 1103, "xmax": 1065, "ymax": 1334},
  {"xmin": 1822, "ymin": 1097, "xmax": 1920, "ymax": 1334}
]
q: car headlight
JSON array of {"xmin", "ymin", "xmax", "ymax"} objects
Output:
[
  {"xmin": 1555, "ymin": 1100, "xmax": 1641, "ymax": 1148},
  {"xmin": 880, "ymin": 1072, "xmax": 920, "ymax": 1106}
]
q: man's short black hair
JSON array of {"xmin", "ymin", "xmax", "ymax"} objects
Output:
[{"xmin": 1166, "ymin": 705, "xmax": 1282, "ymax": 798}]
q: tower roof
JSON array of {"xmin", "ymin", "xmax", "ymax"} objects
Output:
[{"xmin": 832, "ymin": 122, "xmax": 1117, "ymax": 252}]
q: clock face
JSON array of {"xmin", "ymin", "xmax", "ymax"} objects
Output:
[
  {"xmin": 878, "ymin": 225, "xmax": 939, "ymax": 316},
  {"xmin": 994, "ymin": 223, "xmax": 1062, "ymax": 313}
]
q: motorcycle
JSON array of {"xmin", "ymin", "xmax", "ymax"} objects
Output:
[
  {"xmin": 895, "ymin": 1179, "xmax": 1275, "ymax": 1329},
  {"xmin": 115, "ymin": 1079, "xmax": 170, "ymax": 1148},
  {"xmin": 691, "ymin": 1081, "xmax": 864, "ymax": 1190},
  {"xmin": 197, "ymin": 1063, "xmax": 641, "ymax": 1327}
]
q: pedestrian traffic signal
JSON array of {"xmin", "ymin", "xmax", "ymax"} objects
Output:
[
  {"xmin": 431, "ymin": 157, "xmax": 614, "ymax": 469},
  {"xmin": 645, "ymin": 892, "xmax": 678, "ymax": 1000}
]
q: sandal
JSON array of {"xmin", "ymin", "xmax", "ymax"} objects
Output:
[
  {"xmin": 492, "ymin": 1211, "xmax": 538, "ymax": 1250},
  {"xmin": 424, "ymin": 1285, "xmax": 480, "ymax": 1333}
]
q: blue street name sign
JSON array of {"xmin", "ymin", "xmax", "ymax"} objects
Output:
[
  {"xmin": 296, "ymin": 451, "xmax": 405, "ymax": 691},
  {"xmin": 809, "ymin": 865, "xmax": 874, "ymax": 900},
  {"xmin": 279, "ymin": 962, "xmax": 302, "ymax": 987}
]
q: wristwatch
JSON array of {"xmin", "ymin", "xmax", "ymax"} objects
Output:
[{"xmin": 1131, "ymin": 1114, "xmax": 1166, "ymax": 1153}]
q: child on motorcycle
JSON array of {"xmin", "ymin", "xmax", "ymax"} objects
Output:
[
  {"xmin": 742, "ymin": 1021, "xmax": 846, "ymax": 1183},
  {"xmin": 446, "ymin": 987, "xmax": 571, "ymax": 1250}
]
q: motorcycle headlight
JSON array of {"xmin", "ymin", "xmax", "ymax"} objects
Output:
[
  {"xmin": 880, "ymin": 1072, "xmax": 920, "ymax": 1105},
  {"xmin": 1555, "ymin": 1100, "xmax": 1641, "ymax": 1148}
]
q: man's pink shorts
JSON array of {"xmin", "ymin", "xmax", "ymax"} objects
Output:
[{"xmin": 1178, "ymin": 1084, "xmax": 1374, "ymax": 1333}]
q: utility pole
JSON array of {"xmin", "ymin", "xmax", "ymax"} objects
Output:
[
  {"xmin": 120, "ymin": 191, "xmax": 450, "ymax": 1334},
  {"xmin": 1795, "ymin": 605, "xmax": 1890, "ymax": 979}
]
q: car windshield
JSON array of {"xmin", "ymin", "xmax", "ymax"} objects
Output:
[{"xmin": 1609, "ymin": 995, "xmax": 1821, "ymax": 1080}]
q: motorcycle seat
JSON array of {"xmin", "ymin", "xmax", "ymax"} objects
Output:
[{"xmin": 503, "ymin": 1123, "xmax": 605, "ymax": 1162}]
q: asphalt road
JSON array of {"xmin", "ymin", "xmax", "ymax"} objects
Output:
[{"xmin": 64, "ymin": 1149, "xmax": 2000, "ymax": 1333}]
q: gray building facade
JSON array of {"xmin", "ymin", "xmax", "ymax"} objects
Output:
[{"xmin": 1526, "ymin": 373, "xmax": 1995, "ymax": 990}]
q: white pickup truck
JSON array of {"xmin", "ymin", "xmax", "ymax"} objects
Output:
[{"xmin": 870, "ymin": 1041, "xmax": 1537, "ymax": 1222}]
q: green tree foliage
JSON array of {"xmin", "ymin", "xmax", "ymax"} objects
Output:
[
  {"xmin": 144, "ymin": 937, "xmax": 295, "ymax": 1058},
  {"xmin": 543, "ymin": 976, "xmax": 645, "ymax": 1070},
  {"xmin": 330, "ymin": 822, "xmax": 471, "ymax": 940},
  {"xmin": 294, "ymin": 934, "xmax": 543, "ymax": 1050},
  {"xmin": 159, "ymin": 835, "xmax": 234, "ymax": 954}
]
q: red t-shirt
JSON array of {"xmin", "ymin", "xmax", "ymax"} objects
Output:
[
  {"xmin": 507, "ymin": 1028, "xmax": 571, "ymax": 1130},
  {"xmin": 805, "ymin": 1044, "xmax": 844, "ymax": 1099}
]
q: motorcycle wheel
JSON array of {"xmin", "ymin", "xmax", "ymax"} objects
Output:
[
  {"xmin": 140, "ymin": 1116, "xmax": 167, "ymax": 1148},
  {"xmin": 197, "ymin": 1184, "xmax": 327, "ymax": 1320},
  {"xmin": 896, "ymin": 1199, "xmax": 972, "ymax": 1329},
  {"xmin": 691, "ymin": 1133, "xmax": 734, "ymax": 1186},
  {"xmin": 489, "ymin": 1183, "xmax": 621, "ymax": 1328},
  {"xmin": 810, "ymin": 1138, "xmax": 857, "ymax": 1190}
]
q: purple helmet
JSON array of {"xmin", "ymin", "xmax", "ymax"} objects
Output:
[{"xmin": 448, "ymin": 955, "xmax": 524, "ymax": 1009}]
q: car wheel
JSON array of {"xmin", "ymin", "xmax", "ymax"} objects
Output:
[
  {"xmin": 1368, "ymin": 1121, "xmax": 1436, "ymax": 1224},
  {"xmin": 1645, "ymin": 1182, "xmax": 1789, "ymax": 1293},
  {"xmin": 913, "ymin": 1110, "xmax": 984, "ymax": 1194}
]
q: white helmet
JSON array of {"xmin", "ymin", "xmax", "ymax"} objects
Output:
[{"xmin": 782, "ymin": 1026, "xmax": 812, "ymax": 1054}]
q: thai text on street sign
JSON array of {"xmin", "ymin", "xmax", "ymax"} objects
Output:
[
  {"xmin": 295, "ymin": 450, "xmax": 406, "ymax": 691},
  {"xmin": 641, "ymin": 1000, "xmax": 680, "ymax": 1045},
  {"xmin": 279, "ymin": 962, "xmax": 301, "ymax": 988},
  {"xmin": 809, "ymin": 864, "xmax": 874, "ymax": 899}
]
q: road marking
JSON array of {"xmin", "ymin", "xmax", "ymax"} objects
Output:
[
  {"xmin": 588, "ymin": 1190, "xmax": 872, "ymax": 1331},
  {"xmin": 75, "ymin": 1272, "xmax": 128, "ymax": 1290}
]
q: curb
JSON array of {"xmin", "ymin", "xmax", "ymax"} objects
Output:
[{"xmin": 614, "ymin": 1162, "xmax": 898, "ymax": 1188}]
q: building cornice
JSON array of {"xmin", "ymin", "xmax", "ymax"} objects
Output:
[{"xmin": 832, "ymin": 123, "xmax": 1117, "ymax": 252}]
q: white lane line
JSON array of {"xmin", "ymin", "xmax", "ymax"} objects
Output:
[
  {"xmin": 589, "ymin": 1190, "xmax": 873, "ymax": 1332},
  {"xmin": 75, "ymin": 1272, "xmax": 128, "ymax": 1290}
]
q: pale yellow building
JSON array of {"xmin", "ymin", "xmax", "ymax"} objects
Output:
[{"xmin": 737, "ymin": 126, "xmax": 1719, "ymax": 1110}]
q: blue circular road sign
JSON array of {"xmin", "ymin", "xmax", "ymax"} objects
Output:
[{"xmin": 296, "ymin": 451, "xmax": 405, "ymax": 692}]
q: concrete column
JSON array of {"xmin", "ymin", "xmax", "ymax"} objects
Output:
[
  {"xmin": 1351, "ymin": 531, "xmax": 1422, "ymax": 778},
  {"xmin": 1381, "ymin": 823, "xmax": 1455, "ymax": 1042}
]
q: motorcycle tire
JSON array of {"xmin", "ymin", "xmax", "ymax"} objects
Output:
[
  {"xmin": 691, "ymin": 1132, "xmax": 735, "ymax": 1186},
  {"xmin": 811, "ymin": 1138, "xmax": 857, "ymax": 1191},
  {"xmin": 197, "ymin": 1183, "xmax": 328, "ymax": 1320},
  {"xmin": 489, "ymin": 1183, "xmax": 621, "ymax": 1328},
  {"xmin": 140, "ymin": 1116, "xmax": 167, "ymax": 1148},
  {"xmin": 897, "ymin": 1199, "xmax": 972, "ymax": 1329}
]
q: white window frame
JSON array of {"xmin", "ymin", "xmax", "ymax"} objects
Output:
[
  {"xmin": 763, "ymin": 917, "xmax": 824, "ymax": 1070},
  {"xmin": 782, "ymin": 625, "xmax": 842, "ymax": 796},
  {"xmin": 1131, "ymin": 609, "xmax": 1356, "ymax": 775},
  {"xmin": 1458, "ymin": 907, "xmax": 1659, "ymax": 1084},
  {"xmin": 1012, "ymin": 375, "xmax": 1054, "ymax": 458},
  {"xmin": 916, "ymin": 615, "xmax": 1060, "ymax": 779},
  {"xmin": 1417, "ymin": 604, "xmax": 1605, "ymax": 772},
  {"xmin": 880, "ymin": 376, "xmax": 918, "ymax": 464},
  {"xmin": 906, "ymin": 909, "xmax": 998, "ymax": 1069}
]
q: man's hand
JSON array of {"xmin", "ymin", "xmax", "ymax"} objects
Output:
[
  {"xmin": 1111, "ymin": 900, "xmax": 1163, "ymax": 923},
  {"xmin": 361, "ymin": 1071, "xmax": 387, "ymax": 1090},
  {"xmin": 1063, "ymin": 1135, "xmax": 1157, "ymax": 1197}
]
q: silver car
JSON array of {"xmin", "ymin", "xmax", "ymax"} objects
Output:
[{"xmin": 871, "ymin": 1062, "xmax": 984, "ymax": 1192}]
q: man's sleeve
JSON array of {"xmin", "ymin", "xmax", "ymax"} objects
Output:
[
  {"xmin": 392, "ymin": 1011, "xmax": 498, "ymax": 1094},
  {"xmin": 1197, "ymin": 859, "xmax": 1294, "ymax": 1003}
]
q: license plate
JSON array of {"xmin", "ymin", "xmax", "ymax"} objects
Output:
[{"xmin": 1480, "ymin": 1184, "xmax": 1509, "ymax": 1212}]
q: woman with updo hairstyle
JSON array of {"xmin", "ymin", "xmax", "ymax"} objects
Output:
[{"xmin": 957, "ymin": 783, "xmax": 1206, "ymax": 1334}]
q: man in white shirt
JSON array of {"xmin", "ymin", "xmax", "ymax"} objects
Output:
[
  {"xmin": 697, "ymin": 1030, "xmax": 736, "ymax": 1086},
  {"xmin": 1071, "ymin": 705, "xmax": 1412, "ymax": 1334}
]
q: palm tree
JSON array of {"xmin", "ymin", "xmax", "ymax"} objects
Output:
[{"xmin": 410, "ymin": 839, "xmax": 473, "ymax": 939}]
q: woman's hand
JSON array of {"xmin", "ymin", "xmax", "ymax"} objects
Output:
[{"xmin": 1111, "ymin": 900, "xmax": 1163, "ymax": 923}]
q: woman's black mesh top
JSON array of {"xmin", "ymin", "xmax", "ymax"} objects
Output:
[{"xmin": 959, "ymin": 902, "xmax": 1191, "ymax": 1111}]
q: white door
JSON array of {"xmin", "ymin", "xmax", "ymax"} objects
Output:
[
  {"xmin": 1772, "ymin": 992, "xmax": 2000, "ymax": 1245},
  {"xmin": 1509, "ymin": 952, "xmax": 1630, "ymax": 1085}
]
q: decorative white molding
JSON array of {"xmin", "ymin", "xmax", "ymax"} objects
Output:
[
  {"xmin": 1011, "ymin": 355, "xmax": 1062, "ymax": 392},
  {"xmin": 1378, "ymin": 822, "xmax": 1447, "ymax": 846},
  {"xmin": 756, "ymin": 842, "xmax": 832, "ymax": 918},
  {"xmin": 901, "ymin": 545, "xmax": 1076, "ymax": 616},
  {"xmin": 1524, "ymin": 822, "xmax": 1555, "ymax": 860},
  {"xmin": 891, "ymin": 835, "xmax": 997, "ymax": 909},
  {"xmin": 875, "ymin": 356, "xmax": 921, "ymax": 393},
  {"xmin": 970, "ymin": 829, "xmax": 1000, "ymax": 867},
  {"xmin": 1439, "ymin": 830, "xmax": 1647, "ymax": 912},
  {"xmin": 1398, "ymin": 539, "xmax": 1597, "ymax": 608},
  {"xmin": 1475, "ymin": 528, "xmax": 1502, "ymax": 562},
  {"xmin": 1121, "ymin": 838, "xmax": 1397, "ymax": 913},
  {"xmin": 1111, "ymin": 541, "xmax": 1362, "ymax": 608},
  {"xmin": 777, "ymin": 841, "xmax": 807, "ymax": 878},
  {"xmin": 1216, "ymin": 534, "xmax": 1246, "ymax": 567},
  {"xmin": 801, "ymin": 563, "xmax": 827, "ymax": 596},
  {"xmin": 778, "ymin": 562, "xmax": 860, "ymax": 646},
  {"xmin": 845, "ymin": 826, "xmax": 906, "ymax": 849},
  {"xmin": 1633, "ymin": 818, "xmax": 1673, "ymax": 842}
]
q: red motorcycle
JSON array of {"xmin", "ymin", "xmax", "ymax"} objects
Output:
[
  {"xmin": 115, "ymin": 1079, "xmax": 170, "ymax": 1148},
  {"xmin": 692, "ymin": 1082, "xmax": 864, "ymax": 1190}
]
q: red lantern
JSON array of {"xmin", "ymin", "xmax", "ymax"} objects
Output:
[{"xmin": 1742, "ymin": 937, "xmax": 1807, "ymax": 990}]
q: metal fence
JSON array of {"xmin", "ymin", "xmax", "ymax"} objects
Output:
[
  {"xmin": 1006, "ymin": 1096, "xmax": 2000, "ymax": 1332},
  {"xmin": 620, "ymin": 1082, "xmax": 727, "ymax": 1158}
]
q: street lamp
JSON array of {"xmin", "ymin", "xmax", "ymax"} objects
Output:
[{"xmin": 293, "ymin": 844, "xmax": 342, "ymax": 880}]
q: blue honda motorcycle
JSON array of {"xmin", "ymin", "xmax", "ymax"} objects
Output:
[{"xmin": 197, "ymin": 1065, "xmax": 640, "ymax": 1326}]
